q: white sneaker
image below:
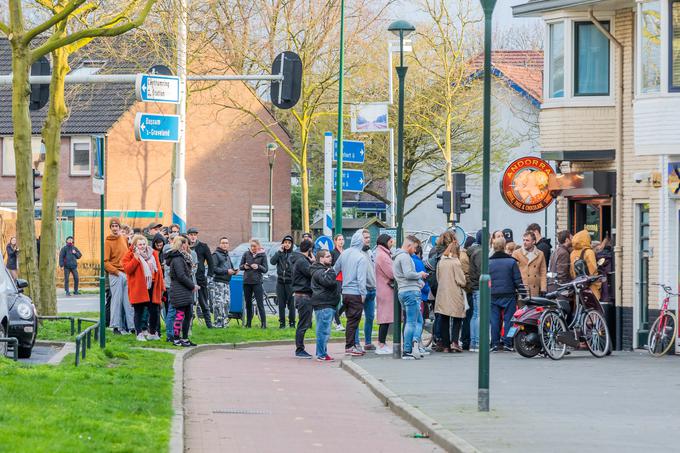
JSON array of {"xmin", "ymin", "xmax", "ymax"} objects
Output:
[
  {"xmin": 141, "ymin": 330, "xmax": 150, "ymax": 338},
  {"xmin": 136, "ymin": 333, "xmax": 147, "ymax": 342},
  {"xmin": 354, "ymin": 344, "xmax": 365, "ymax": 353},
  {"xmin": 147, "ymin": 334, "xmax": 161, "ymax": 341},
  {"xmin": 418, "ymin": 346, "xmax": 431, "ymax": 356},
  {"xmin": 375, "ymin": 345, "xmax": 393, "ymax": 355},
  {"xmin": 413, "ymin": 341, "xmax": 423, "ymax": 359},
  {"xmin": 470, "ymin": 347, "xmax": 479, "ymax": 352},
  {"xmin": 335, "ymin": 323, "xmax": 345, "ymax": 332}
]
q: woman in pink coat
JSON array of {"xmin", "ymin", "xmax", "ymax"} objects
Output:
[{"xmin": 374, "ymin": 234, "xmax": 395, "ymax": 355}]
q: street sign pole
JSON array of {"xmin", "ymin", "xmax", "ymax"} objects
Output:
[
  {"xmin": 335, "ymin": 0, "xmax": 345, "ymax": 237},
  {"xmin": 324, "ymin": 132, "xmax": 334, "ymax": 237},
  {"xmin": 174, "ymin": 0, "xmax": 188, "ymax": 232},
  {"xmin": 94, "ymin": 136, "xmax": 106, "ymax": 349}
]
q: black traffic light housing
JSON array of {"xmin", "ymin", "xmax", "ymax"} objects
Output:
[
  {"xmin": 452, "ymin": 172, "xmax": 471, "ymax": 222},
  {"xmin": 271, "ymin": 51, "xmax": 302, "ymax": 109},
  {"xmin": 32, "ymin": 168, "xmax": 41, "ymax": 203},
  {"xmin": 30, "ymin": 56, "xmax": 51, "ymax": 111},
  {"xmin": 436, "ymin": 190, "xmax": 452, "ymax": 215}
]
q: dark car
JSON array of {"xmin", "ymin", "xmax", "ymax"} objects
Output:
[{"xmin": 0, "ymin": 261, "xmax": 38, "ymax": 358}]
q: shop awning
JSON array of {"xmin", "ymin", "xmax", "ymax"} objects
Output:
[
  {"xmin": 548, "ymin": 171, "xmax": 616, "ymax": 197},
  {"xmin": 512, "ymin": 0, "xmax": 604, "ymax": 17},
  {"xmin": 541, "ymin": 150, "xmax": 615, "ymax": 162}
]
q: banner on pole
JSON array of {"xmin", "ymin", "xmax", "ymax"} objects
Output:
[{"xmin": 351, "ymin": 103, "xmax": 388, "ymax": 132}]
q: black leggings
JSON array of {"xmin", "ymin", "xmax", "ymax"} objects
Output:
[
  {"xmin": 244, "ymin": 283, "xmax": 266, "ymax": 327},
  {"xmin": 378, "ymin": 323, "xmax": 390, "ymax": 344},
  {"xmin": 440, "ymin": 315, "xmax": 463, "ymax": 347},
  {"xmin": 173, "ymin": 305, "xmax": 193, "ymax": 339},
  {"xmin": 134, "ymin": 302, "xmax": 160, "ymax": 334}
]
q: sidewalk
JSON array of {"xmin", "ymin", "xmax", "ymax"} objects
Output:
[
  {"xmin": 351, "ymin": 350, "xmax": 680, "ymax": 452},
  {"xmin": 183, "ymin": 344, "xmax": 442, "ymax": 453}
]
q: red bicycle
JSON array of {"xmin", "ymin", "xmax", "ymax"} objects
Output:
[{"xmin": 647, "ymin": 284, "xmax": 679, "ymax": 357}]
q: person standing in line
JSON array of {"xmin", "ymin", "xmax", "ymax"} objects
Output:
[
  {"xmin": 527, "ymin": 223, "xmax": 552, "ymax": 264},
  {"xmin": 144, "ymin": 221, "xmax": 163, "ymax": 244},
  {"xmin": 240, "ymin": 239, "xmax": 269, "ymax": 328},
  {"xmin": 59, "ymin": 236, "xmax": 82, "ymax": 296},
  {"xmin": 291, "ymin": 239, "xmax": 315, "ymax": 358},
  {"xmin": 166, "ymin": 235, "xmax": 198, "ymax": 347},
  {"xmin": 270, "ymin": 235, "xmax": 296, "ymax": 328},
  {"xmin": 334, "ymin": 229, "xmax": 368, "ymax": 357},
  {"xmin": 569, "ymin": 230, "xmax": 602, "ymax": 299},
  {"xmin": 427, "ymin": 231, "xmax": 455, "ymax": 345},
  {"xmin": 311, "ymin": 249, "xmax": 339, "ymax": 362},
  {"xmin": 104, "ymin": 218, "xmax": 135, "ymax": 335},
  {"xmin": 122, "ymin": 235, "xmax": 165, "ymax": 341},
  {"xmin": 354, "ymin": 230, "xmax": 376, "ymax": 352},
  {"xmin": 374, "ymin": 234, "xmax": 394, "ymax": 355},
  {"xmin": 393, "ymin": 235, "xmax": 429, "ymax": 360},
  {"xmin": 188, "ymin": 227, "xmax": 215, "ymax": 328},
  {"xmin": 412, "ymin": 243, "xmax": 431, "ymax": 356},
  {"xmin": 435, "ymin": 238, "xmax": 468, "ymax": 353},
  {"xmin": 465, "ymin": 230, "xmax": 483, "ymax": 352},
  {"xmin": 5, "ymin": 237, "xmax": 18, "ymax": 280},
  {"xmin": 330, "ymin": 234, "xmax": 346, "ymax": 332},
  {"xmin": 489, "ymin": 236, "xmax": 523, "ymax": 351},
  {"xmin": 163, "ymin": 224, "xmax": 181, "ymax": 341},
  {"xmin": 512, "ymin": 231, "xmax": 547, "ymax": 297},
  {"xmin": 549, "ymin": 230, "xmax": 573, "ymax": 286},
  {"xmin": 212, "ymin": 237, "xmax": 237, "ymax": 328}
]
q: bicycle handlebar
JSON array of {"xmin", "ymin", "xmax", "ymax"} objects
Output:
[{"xmin": 651, "ymin": 283, "xmax": 680, "ymax": 296}]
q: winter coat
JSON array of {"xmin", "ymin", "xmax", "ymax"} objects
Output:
[
  {"xmin": 331, "ymin": 248, "xmax": 343, "ymax": 266},
  {"xmin": 536, "ymin": 237, "xmax": 553, "ymax": 265},
  {"xmin": 5, "ymin": 244, "xmax": 17, "ymax": 270},
  {"xmin": 239, "ymin": 250, "xmax": 268, "ymax": 285},
  {"xmin": 549, "ymin": 244, "xmax": 572, "ymax": 284},
  {"xmin": 310, "ymin": 262, "xmax": 339, "ymax": 310},
  {"xmin": 270, "ymin": 249, "xmax": 295, "ymax": 284},
  {"xmin": 459, "ymin": 249, "xmax": 471, "ymax": 291},
  {"xmin": 167, "ymin": 250, "xmax": 195, "ymax": 308},
  {"xmin": 375, "ymin": 244, "xmax": 395, "ymax": 324},
  {"xmin": 59, "ymin": 244, "xmax": 82, "ymax": 269},
  {"xmin": 122, "ymin": 247, "xmax": 165, "ymax": 304},
  {"xmin": 104, "ymin": 235, "xmax": 128, "ymax": 274},
  {"xmin": 412, "ymin": 255, "xmax": 430, "ymax": 302},
  {"xmin": 333, "ymin": 230, "xmax": 368, "ymax": 296},
  {"xmin": 435, "ymin": 255, "xmax": 467, "ymax": 319},
  {"xmin": 512, "ymin": 247, "xmax": 547, "ymax": 296},
  {"xmin": 570, "ymin": 230, "xmax": 601, "ymax": 299},
  {"xmin": 467, "ymin": 243, "xmax": 482, "ymax": 291},
  {"xmin": 292, "ymin": 252, "xmax": 314, "ymax": 294},
  {"xmin": 212, "ymin": 248, "xmax": 235, "ymax": 284},
  {"xmin": 191, "ymin": 241, "xmax": 214, "ymax": 284},
  {"xmin": 489, "ymin": 251, "xmax": 523, "ymax": 297}
]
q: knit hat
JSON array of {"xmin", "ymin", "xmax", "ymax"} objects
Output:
[
  {"xmin": 281, "ymin": 235, "xmax": 294, "ymax": 244},
  {"xmin": 300, "ymin": 239, "xmax": 313, "ymax": 253}
]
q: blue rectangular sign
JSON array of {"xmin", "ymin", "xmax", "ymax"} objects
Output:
[
  {"xmin": 333, "ymin": 169, "xmax": 365, "ymax": 192},
  {"xmin": 333, "ymin": 140, "xmax": 365, "ymax": 164},
  {"xmin": 134, "ymin": 113, "xmax": 180, "ymax": 143},
  {"xmin": 135, "ymin": 74, "xmax": 180, "ymax": 103}
]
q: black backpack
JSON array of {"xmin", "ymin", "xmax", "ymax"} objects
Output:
[{"xmin": 425, "ymin": 251, "xmax": 442, "ymax": 296}]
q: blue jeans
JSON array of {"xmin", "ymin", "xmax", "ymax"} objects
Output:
[
  {"xmin": 399, "ymin": 290, "xmax": 423, "ymax": 353},
  {"xmin": 491, "ymin": 296, "xmax": 516, "ymax": 348},
  {"xmin": 165, "ymin": 304, "xmax": 177, "ymax": 340},
  {"xmin": 315, "ymin": 308, "xmax": 335, "ymax": 358},
  {"xmin": 354, "ymin": 289, "xmax": 376, "ymax": 346},
  {"xmin": 470, "ymin": 290, "xmax": 480, "ymax": 348}
]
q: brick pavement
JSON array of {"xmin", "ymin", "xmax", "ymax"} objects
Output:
[{"xmin": 184, "ymin": 344, "xmax": 442, "ymax": 453}]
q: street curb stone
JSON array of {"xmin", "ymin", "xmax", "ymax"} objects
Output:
[{"xmin": 340, "ymin": 359, "xmax": 480, "ymax": 453}]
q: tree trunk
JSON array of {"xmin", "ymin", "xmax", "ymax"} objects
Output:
[
  {"xmin": 445, "ymin": 118, "xmax": 453, "ymax": 225},
  {"xmin": 300, "ymin": 160, "xmax": 310, "ymax": 233},
  {"xmin": 38, "ymin": 47, "xmax": 69, "ymax": 316}
]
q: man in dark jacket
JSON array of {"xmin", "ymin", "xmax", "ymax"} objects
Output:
[
  {"xmin": 489, "ymin": 236, "xmax": 523, "ymax": 352},
  {"xmin": 188, "ymin": 227, "xmax": 214, "ymax": 328},
  {"xmin": 270, "ymin": 235, "xmax": 296, "ymax": 328},
  {"xmin": 549, "ymin": 230, "xmax": 572, "ymax": 286},
  {"xmin": 291, "ymin": 240, "xmax": 314, "ymax": 358},
  {"xmin": 310, "ymin": 249, "xmax": 339, "ymax": 361},
  {"xmin": 59, "ymin": 236, "xmax": 82, "ymax": 296},
  {"xmin": 527, "ymin": 223, "xmax": 552, "ymax": 265},
  {"xmin": 212, "ymin": 237, "xmax": 237, "ymax": 327}
]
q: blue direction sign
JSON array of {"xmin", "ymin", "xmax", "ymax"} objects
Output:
[
  {"xmin": 135, "ymin": 74, "xmax": 180, "ymax": 103},
  {"xmin": 333, "ymin": 168, "xmax": 365, "ymax": 192},
  {"xmin": 134, "ymin": 113, "xmax": 180, "ymax": 143},
  {"xmin": 333, "ymin": 140, "xmax": 365, "ymax": 164},
  {"xmin": 314, "ymin": 235, "xmax": 334, "ymax": 252}
]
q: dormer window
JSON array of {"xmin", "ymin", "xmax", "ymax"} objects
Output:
[{"xmin": 70, "ymin": 60, "xmax": 106, "ymax": 76}]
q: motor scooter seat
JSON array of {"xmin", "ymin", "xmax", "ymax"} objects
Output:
[{"xmin": 523, "ymin": 296, "xmax": 558, "ymax": 307}]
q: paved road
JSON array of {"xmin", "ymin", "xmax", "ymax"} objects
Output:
[
  {"xmin": 3, "ymin": 344, "xmax": 61, "ymax": 364},
  {"xmin": 184, "ymin": 345, "xmax": 442, "ymax": 453},
  {"xmin": 354, "ymin": 350, "xmax": 680, "ymax": 452},
  {"xmin": 57, "ymin": 294, "xmax": 99, "ymax": 313}
]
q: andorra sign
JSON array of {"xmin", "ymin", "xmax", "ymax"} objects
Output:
[{"xmin": 500, "ymin": 156, "xmax": 555, "ymax": 213}]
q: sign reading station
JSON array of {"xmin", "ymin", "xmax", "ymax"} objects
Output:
[
  {"xmin": 500, "ymin": 157, "xmax": 555, "ymax": 213},
  {"xmin": 135, "ymin": 74, "xmax": 180, "ymax": 103}
]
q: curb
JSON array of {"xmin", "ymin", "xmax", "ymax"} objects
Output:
[{"xmin": 340, "ymin": 360, "xmax": 480, "ymax": 453}]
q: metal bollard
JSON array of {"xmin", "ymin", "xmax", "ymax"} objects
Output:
[
  {"xmin": 87, "ymin": 330, "xmax": 92, "ymax": 349},
  {"xmin": 69, "ymin": 318, "xmax": 75, "ymax": 336},
  {"xmin": 77, "ymin": 319, "xmax": 83, "ymax": 334},
  {"xmin": 75, "ymin": 338, "xmax": 80, "ymax": 366}
]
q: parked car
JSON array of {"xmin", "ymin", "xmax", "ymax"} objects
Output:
[
  {"xmin": 0, "ymin": 274, "xmax": 8, "ymax": 358},
  {"xmin": 0, "ymin": 261, "xmax": 38, "ymax": 359}
]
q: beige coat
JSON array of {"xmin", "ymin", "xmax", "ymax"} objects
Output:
[
  {"xmin": 435, "ymin": 255, "xmax": 467, "ymax": 318},
  {"xmin": 512, "ymin": 247, "xmax": 547, "ymax": 296}
]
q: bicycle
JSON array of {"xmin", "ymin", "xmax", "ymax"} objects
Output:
[{"xmin": 647, "ymin": 284, "xmax": 679, "ymax": 357}]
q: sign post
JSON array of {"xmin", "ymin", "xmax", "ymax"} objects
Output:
[
  {"xmin": 92, "ymin": 136, "xmax": 106, "ymax": 349},
  {"xmin": 324, "ymin": 133, "xmax": 334, "ymax": 237},
  {"xmin": 333, "ymin": 169, "xmax": 365, "ymax": 192},
  {"xmin": 134, "ymin": 113, "xmax": 180, "ymax": 143}
]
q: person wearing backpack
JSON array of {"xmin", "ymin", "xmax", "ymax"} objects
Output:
[{"xmin": 569, "ymin": 230, "xmax": 601, "ymax": 299}]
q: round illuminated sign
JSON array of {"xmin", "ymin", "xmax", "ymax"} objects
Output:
[{"xmin": 500, "ymin": 157, "xmax": 555, "ymax": 213}]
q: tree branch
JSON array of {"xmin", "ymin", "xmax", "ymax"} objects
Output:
[
  {"xmin": 23, "ymin": 0, "xmax": 87, "ymax": 45},
  {"xmin": 0, "ymin": 21, "xmax": 8, "ymax": 36},
  {"xmin": 404, "ymin": 182, "xmax": 444, "ymax": 217}
]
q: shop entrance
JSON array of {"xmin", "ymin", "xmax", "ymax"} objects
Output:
[
  {"xmin": 636, "ymin": 203, "xmax": 651, "ymax": 347},
  {"xmin": 568, "ymin": 198, "xmax": 612, "ymax": 241}
]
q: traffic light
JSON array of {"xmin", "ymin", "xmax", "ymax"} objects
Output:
[
  {"xmin": 271, "ymin": 51, "xmax": 302, "ymax": 109},
  {"xmin": 436, "ymin": 190, "xmax": 452, "ymax": 215},
  {"xmin": 30, "ymin": 56, "xmax": 50, "ymax": 111},
  {"xmin": 452, "ymin": 173, "xmax": 471, "ymax": 221},
  {"xmin": 32, "ymin": 169, "xmax": 41, "ymax": 203}
]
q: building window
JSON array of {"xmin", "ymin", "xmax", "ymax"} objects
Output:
[
  {"xmin": 70, "ymin": 136, "xmax": 91, "ymax": 176},
  {"xmin": 671, "ymin": 0, "xmax": 680, "ymax": 90},
  {"xmin": 251, "ymin": 205, "xmax": 271, "ymax": 241},
  {"xmin": 2, "ymin": 137, "xmax": 43, "ymax": 176},
  {"xmin": 549, "ymin": 22, "xmax": 565, "ymax": 98},
  {"xmin": 574, "ymin": 21, "xmax": 610, "ymax": 96},
  {"xmin": 640, "ymin": 1, "xmax": 661, "ymax": 93}
]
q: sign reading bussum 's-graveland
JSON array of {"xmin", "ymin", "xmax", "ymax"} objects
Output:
[
  {"xmin": 500, "ymin": 157, "xmax": 555, "ymax": 213},
  {"xmin": 134, "ymin": 113, "xmax": 180, "ymax": 143}
]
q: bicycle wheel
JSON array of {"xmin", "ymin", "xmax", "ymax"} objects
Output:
[
  {"xmin": 583, "ymin": 310, "xmax": 611, "ymax": 358},
  {"xmin": 648, "ymin": 311, "xmax": 678, "ymax": 357},
  {"xmin": 539, "ymin": 310, "xmax": 567, "ymax": 360},
  {"xmin": 265, "ymin": 294, "xmax": 278, "ymax": 315}
]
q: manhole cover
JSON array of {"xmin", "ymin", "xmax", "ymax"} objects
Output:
[{"xmin": 213, "ymin": 409, "xmax": 271, "ymax": 415}]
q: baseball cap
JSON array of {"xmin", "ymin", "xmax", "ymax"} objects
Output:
[
  {"xmin": 187, "ymin": 227, "xmax": 199, "ymax": 234},
  {"xmin": 147, "ymin": 221, "xmax": 163, "ymax": 230}
]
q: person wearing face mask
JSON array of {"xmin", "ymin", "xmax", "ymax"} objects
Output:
[{"xmin": 105, "ymin": 218, "xmax": 136, "ymax": 335}]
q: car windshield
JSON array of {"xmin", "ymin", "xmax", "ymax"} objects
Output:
[{"xmin": 0, "ymin": 262, "xmax": 16, "ymax": 293}]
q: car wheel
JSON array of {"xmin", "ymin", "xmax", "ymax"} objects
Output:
[{"xmin": 17, "ymin": 345, "xmax": 32, "ymax": 359}]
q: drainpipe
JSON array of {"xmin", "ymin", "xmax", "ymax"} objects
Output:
[{"xmin": 589, "ymin": 10, "xmax": 624, "ymax": 351}]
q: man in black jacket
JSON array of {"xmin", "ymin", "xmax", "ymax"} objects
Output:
[
  {"xmin": 212, "ymin": 237, "xmax": 237, "ymax": 327},
  {"xmin": 270, "ymin": 235, "xmax": 296, "ymax": 328},
  {"xmin": 59, "ymin": 236, "xmax": 82, "ymax": 296},
  {"xmin": 291, "ymin": 240, "xmax": 314, "ymax": 358},
  {"xmin": 310, "ymin": 249, "xmax": 339, "ymax": 361},
  {"xmin": 188, "ymin": 227, "xmax": 215, "ymax": 328},
  {"xmin": 527, "ymin": 223, "xmax": 552, "ymax": 265}
]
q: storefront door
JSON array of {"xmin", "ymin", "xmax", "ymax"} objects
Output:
[
  {"xmin": 569, "ymin": 198, "xmax": 612, "ymax": 241},
  {"xmin": 636, "ymin": 203, "xmax": 651, "ymax": 347}
]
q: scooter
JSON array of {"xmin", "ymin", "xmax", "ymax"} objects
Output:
[{"xmin": 509, "ymin": 299, "xmax": 551, "ymax": 358}]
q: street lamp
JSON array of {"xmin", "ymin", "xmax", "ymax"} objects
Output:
[
  {"xmin": 266, "ymin": 142, "xmax": 278, "ymax": 242},
  {"xmin": 388, "ymin": 19, "xmax": 415, "ymax": 359}
]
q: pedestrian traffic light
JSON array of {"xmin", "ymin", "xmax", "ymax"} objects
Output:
[
  {"xmin": 29, "ymin": 56, "xmax": 50, "ymax": 111},
  {"xmin": 32, "ymin": 169, "xmax": 41, "ymax": 203},
  {"xmin": 436, "ymin": 190, "xmax": 452, "ymax": 215},
  {"xmin": 271, "ymin": 51, "xmax": 302, "ymax": 109},
  {"xmin": 452, "ymin": 173, "xmax": 471, "ymax": 221}
]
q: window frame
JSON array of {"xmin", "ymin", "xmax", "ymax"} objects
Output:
[
  {"xmin": 2, "ymin": 137, "xmax": 15, "ymax": 177},
  {"xmin": 669, "ymin": 0, "xmax": 680, "ymax": 91},
  {"xmin": 251, "ymin": 205, "xmax": 272, "ymax": 242},
  {"xmin": 548, "ymin": 21, "xmax": 566, "ymax": 99},
  {"xmin": 573, "ymin": 20, "xmax": 612, "ymax": 97},
  {"xmin": 70, "ymin": 136, "xmax": 92, "ymax": 176},
  {"xmin": 638, "ymin": 0, "xmax": 662, "ymax": 95}
]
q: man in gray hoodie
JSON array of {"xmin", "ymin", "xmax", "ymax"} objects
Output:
[
  {"xmin": 334, "ymin": 229, "xmax": 368, "ymax": 356},
  {"xmin": 354, "ymin": 234, "xmax": 377, "ymax": 351},
  {"xmin": 393, "ymin": 235, "xmax": 429, "ymax": 359}
]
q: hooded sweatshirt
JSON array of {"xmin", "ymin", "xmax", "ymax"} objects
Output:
[
  {"xmin": 392, "ymin": 248, "xmax": 423, "ymax": 294},
  {"xmin": 362, "ymin": 246, "xmax": 376, "ymax": 291},
  {"xmin": 333, "ymin": 230, "xmax": 368, "ymax": 297},
  {"xmin": 104, "ymin": 234, "xmax": 128, "ymax": 274}
]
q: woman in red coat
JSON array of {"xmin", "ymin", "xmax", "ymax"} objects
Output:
[{"xmin": 122, "ymin": 234, "xmax": 165, "ymax": 341}]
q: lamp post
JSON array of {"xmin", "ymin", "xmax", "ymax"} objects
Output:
[
  {"xmin": 478, "ymin": 0, "xmax": 497, "ymax": 412},
  {"xmin": 388, "ymin": 19, "xmax": 415, "ymax": 359},
  {"xmin": 266, "ymin": 142, "xmax": 278, "ymax": 242},
  {"xmin": 335, "ymin": 0, "xmax": 346, "ymax": 236}
]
